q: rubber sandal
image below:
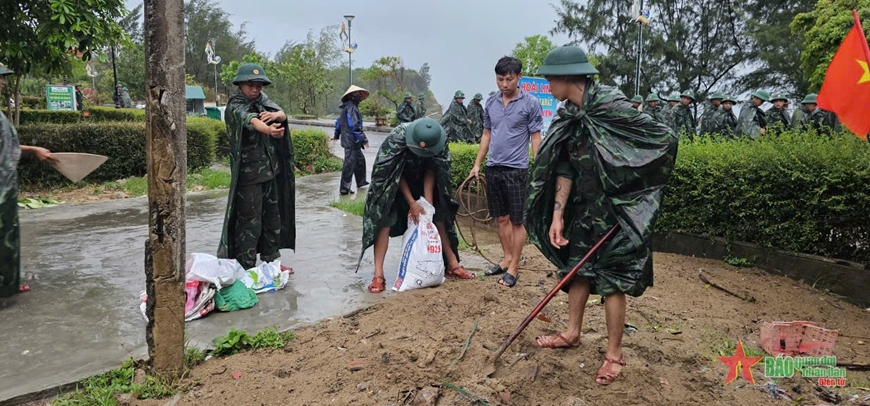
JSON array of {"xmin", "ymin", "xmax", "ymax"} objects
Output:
[
  {"xmin": 594, "ymin": 357, "xmax": 626, "ymax": 385},
  {"xmin": 484, "ymin": 263, "xmax": 506, "ymax": 276},
  {"xmin": 446, "ymin": 265, "xmax": 475, "ymax": 279},
  {"xmin": 534, "ymin": 333, "xmax": 581, "ymax": 348},
  {"xmin": 498, "ymin": 272, "xmax": 519, "ymax": 287},
  {"xmin": 368, "ymin": 276, "xmax": 386, "ymax": 293},
  {"xmin": 18, "ymin": 284, "xmax": 31, "ymax": 293},
  {"xmin": 280, "ymin": 264, "xmax": 295, "ymax": 275}
]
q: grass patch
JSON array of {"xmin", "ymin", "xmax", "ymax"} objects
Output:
[
  {"xmin": 711, "ymin": 338, "xmax": 766, "ymax": 360},
  {"xmin": 52, "ymin": 359, "xmax": 185, "ymax": 406},
  {"xmin": 212, "ymin": 327, "xmax": 294, "ymax": 357},
  {"xmin": 330, "ymin": 196, "xmax": 366, "ymax": 217},
  {"xmin": 99, "ymin": 168, "xmax": 231, "ymax": 197}
]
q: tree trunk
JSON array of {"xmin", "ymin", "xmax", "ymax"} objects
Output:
[{"xmin": 143, "ymin": 0, "xmax": 187, "ymax": 380}]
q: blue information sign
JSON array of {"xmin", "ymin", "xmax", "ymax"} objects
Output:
[{"xmin": 519, "ymin": 77, "xmax": 557, "ymax": 135}]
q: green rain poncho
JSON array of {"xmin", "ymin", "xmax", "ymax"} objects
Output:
[
  {"xmin": 356, "ymin": 123, "xmax": 460, "ymax": 270},
  {"xmin": 467, "ymin": 100, "xmax": 485, "ymax": 142},
  {"xmin": 525, "ymin": 80, "xmax": 678, "ymax": 297},
  {"xmin": 0, "ymin": 110, "xmax": 21, "ymax": 298},
  {"xmin": 440, "ymin": 101, "xmax": 474, "ymax": 143},
  {"xmin": 217, "ymin": 90, "xmax": 296, "ymax": 260}
]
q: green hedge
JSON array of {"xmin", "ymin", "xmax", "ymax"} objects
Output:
[
  {"xmin": 17, "ymin": 120, "xmax": 216, "ymax": 185},
  {"xmin": 18, "ymin": 109, "xmax": 80, "ymax": 125},
  {"xmin": 87, "ymin": 106, "xmax": 146, "ymax": 122},
  {"xmin": 447, "ymin": 133, "xmax": 870, "ymax": 265},
  {"xmin": 292, "ymin": 128, "xmax": 342, "ymax": 174}
]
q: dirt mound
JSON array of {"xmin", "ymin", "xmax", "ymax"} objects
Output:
[{"xmin": 132, "ymin": 247, "xmax": 869, "ymax": 405}]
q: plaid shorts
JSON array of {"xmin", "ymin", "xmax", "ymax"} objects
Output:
[{"xmin": 485, "ymin": 165, "xmax": 529, "ymax": 225}]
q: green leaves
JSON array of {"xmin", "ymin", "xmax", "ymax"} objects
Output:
[
  {"xmin": 211, "ymin": 327, "xmax": 294, "ymax": 356},
  {"xmin": 18, "ymin": 197, "xmax": 60, "ymax": 209},
  {"xmin": 511, "ymin": 35, "xmax": 556, "ymax": 77}
]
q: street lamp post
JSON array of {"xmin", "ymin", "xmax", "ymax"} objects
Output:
[{"xmin": 344, "ymin": 15, "xmax": 355, "ymax": 87}]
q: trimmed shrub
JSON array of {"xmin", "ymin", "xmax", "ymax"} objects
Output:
[
  {"xmin": 18, "ymin": 109, "xmax": 80, "ymax": 125},
  {"xmin": 292, "ymin": 127, "xmax": 341, "ymax": 174},
  {"xmin": 20, "ymin": 96, "xmax": 46, "ymax": 109},
  {"xmin": 87, "ymin": 106, "xmax": 146, "ymax": 122},
  {"xmin": 186, "ymin": 117, "xmax": 222, "ymax": 171},
  {"xmin": 17, "ymin": 119, "xmax": 217, "ymax": 185},
  {"xmin": 447, "ymin": 133, "xmax": 870, "ymax": 265}
]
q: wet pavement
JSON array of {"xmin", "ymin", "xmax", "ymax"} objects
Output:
[{"xmin": 0, "ymin": 126, "xmax": 487, "ymax": 401}]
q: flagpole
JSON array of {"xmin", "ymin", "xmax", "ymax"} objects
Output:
[
  {"xmin": 634, "ymin": 0, "xmax": 643, "ymax": 96},
  {"xmin": 854, "ymin": 10, "xmax": 870, "ymax": 62}
]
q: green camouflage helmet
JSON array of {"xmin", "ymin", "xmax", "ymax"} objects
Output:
[
  {"xmin": 771, "ymin": 93, "xmax": 788, "ymax": 102},
  {"xmin": 722, "ymin": 94, "xmax": 737, "ymax": 104},
  {"xmin": 709, "ymin": 91, "xmax": 725, "ymax": 100},
  {"xmin": 801, "ymin": 93, "xmax": 818, "ymax": 104},
  {"xmin": 631, "ymin": 95, "xmax": 644, "ymax": 103},
  {"xmin": 405, "ymin": 118, "xmax": 446, "ymax": 158},
  {"xmin": 233, "ymin": 63, "xmax": 272, "ymax": 86},
  {"xmin": 454, "ymin": 90, "xmax": 465, "ymax": 99},
  {"xmin": 667, "ymin": 93, "xmax": 681, "ymax": 102},
  {"xmin": 404, "ymin": 92, "xmax": 413, "ymax": 99},
  {"xmin": 473, "ymin": 93, "xmax": 483, "ymax": 100},
  {"xmin": 751, "ymin": 89, "xmax": 770, "ymax": 102},
  {"xmin": 418, "ymin": 93, "xmax": 425, "ymax": 99},
  {"xmin": 535, "ymin": 45, "xmax": 599, "ymax": 76},
  {"xmin": 680, "ymin": 89, "xmax": 696, "ymax": 101},
  {"xmin": 645, "ymin": 93, "xmax": 661, "ymax": 102},
  {"xmin": 0, "ymin": 63, "xmax": 14, "ymax": 76}
]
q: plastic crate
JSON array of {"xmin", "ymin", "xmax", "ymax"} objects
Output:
[{"xmin": 760, "ymin": 321, "xmax": 837, "ymax": 357}]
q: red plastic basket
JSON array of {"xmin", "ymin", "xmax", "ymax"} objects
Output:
[{"xmin": 760, "ymin": 321, "xmax": 837, "ymax": 357}]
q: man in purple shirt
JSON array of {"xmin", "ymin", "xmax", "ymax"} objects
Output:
[{"xmin": 468, "ymin": 56, "xmax": 543, "ymax": 288}]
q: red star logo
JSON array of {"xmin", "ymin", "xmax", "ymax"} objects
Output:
[{"xmin": 717, "ymin": 340, "xmax": 764, "ymax": 385}]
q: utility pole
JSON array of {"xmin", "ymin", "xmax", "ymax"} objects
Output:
[
  {"xmin": 634, "ymin": 0, "xmax": 644, "ymax": 96},
  {"xmin": 111, "ymin": 45, "xmax": 119, "ymax": 107},
  {"xmin": 143, "ymin": 0, "xmax": 187, "ymax": 379},
  {"xmin": 345, "ymin": 15, "xmax": 355, "ymax": 87},
  {"xmin": 212, "ymin": 39, "xmax": 220, "ymax": 106}
]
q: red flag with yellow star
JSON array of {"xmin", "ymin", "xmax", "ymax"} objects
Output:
[{"xmin": 817, "ymin": 10, "xmax": 870, "ymax": 140}]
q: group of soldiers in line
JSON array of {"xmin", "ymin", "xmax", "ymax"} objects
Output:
[
  {"xmin": 396, "ymin": 90, "xmax": 485, "ymax": 144},
  {"xmin": 631, "ymin": 90, "xmax": 841, "ymax": 139}
]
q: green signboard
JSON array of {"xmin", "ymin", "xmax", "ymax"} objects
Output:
[{"xmin": 46, "ymin": 85, "xmax": 76, "ymax": 111}]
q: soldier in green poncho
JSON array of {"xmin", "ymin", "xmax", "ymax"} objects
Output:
[
  {"xmin": 526, "ymin": 46, "xmax": 678, "ymax": 385},
  {"xmin": 440, "ymin": 90, "xmax": 474, "ymax": 143},
  {"xmin": 660, "ymin": 93, "xmax": 680, "ymax": 130},
  {"xmin": 766, "ymin": 93, "xmax": 791, "ymax": 129},
  {"xmin": 630, "ymin": 95, "xmax": 643, "ymax": 111},
  {"xmin": 217, "ymin": 63, "xmax": 296, "ymax": 274},
  {"xmin": 643, "ymin": 93, "xmax": 665, "ymax": 124},
  {"xmin": 397, "ymin": 92, "xmax": 416, "ymax": 124},
  {"xmin": 1, "ymin": 64, "xmax": 60, "ymax": 298},
  {"xmin": 358, "ymin": 118, "xmax": 474, "ymax": 293},
  {"xmin": 796, "ymin": 93, "xmax": 841, "ymax": 134},
  {"xmin": 673, "ymin": 89, "xmax": 697, "ymax": 138},
  {"xmin": 698, "ymin": 91, "xmax": 724, "ymax": 135},
  {"xmin": 707, "ymin": 94, "xmax": 739, "ymax": 137},
  {"xmin": 737, "ymin": 90, "xmax": 769, "ymax": 139},
  {"xmin": 791, "ymin": 101, "xmax": 809, "ymax": 129},
  {"xmin": 415, "ymin": 93, "xmax": 426, "ymax": 120},
  {"xmin": 467, "ymin": 93, "xmax": 485, "ymax": 142}
]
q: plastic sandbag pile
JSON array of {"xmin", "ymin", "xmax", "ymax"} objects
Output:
[{"xmin": 139, "ymin": 253, "xmax": 291, "ymax": 322}]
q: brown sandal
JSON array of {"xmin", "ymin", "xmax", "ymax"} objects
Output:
[
  {"xmin": 446, "ymin": 265, "xmax": 475, "ymax": 279},
  {"xmin": 534, "ymin": 333, "xmax": 581, "ymax": 348},
  {"xmin": 594, "ymin": 357, "xmax": 625, "ymax": 385},
  {"xmin": 368, "ymin": 276, "xmax": 386, "ymax": 293}
]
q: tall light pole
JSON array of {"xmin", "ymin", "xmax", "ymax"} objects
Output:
[{"xmin": 344, "ymin": 15, "xmax": 355, "ymax": 87}]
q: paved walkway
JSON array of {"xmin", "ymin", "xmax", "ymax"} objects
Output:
[{"xmin": 0, "ymin": 126, "xmax": 487, "ymax": 402}]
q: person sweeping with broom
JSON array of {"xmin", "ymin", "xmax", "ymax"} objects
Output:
[{"xmin": 524, "ymin": 46, "xmax": 678, "ymax": 385}]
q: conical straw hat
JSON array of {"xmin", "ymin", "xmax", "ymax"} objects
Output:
[
  {"xmin": 341, "ymin": 85, "xmax": 370, "ymax": 102},
  {"xmin": 50, "ymin": 153, "xmax": 109, "ymax": 183}
]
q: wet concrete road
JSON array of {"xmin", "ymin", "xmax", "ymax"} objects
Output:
[{"xmin": 0, "ymin": 126, "xmax": 487, "ymax": 401}]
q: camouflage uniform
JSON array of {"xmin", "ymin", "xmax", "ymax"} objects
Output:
[
  {"xmin": 643, "ymin": 94, "xmax": 665, "ymax": 124},
  {"xmin": 217, "ymin": 65, "xmax": 296, "ymax": 269},
  {"xmin": 660, "ymin": 93, "xmax": 680, "ymax": 132},
  {"xmin": 0, "ymin": 107, "xmax": 21, "ymax": 298},
  {"xmin": 737, "ymin": 91, "xmax": 769, "ymax": 139},
  {"xmin": 397, "ymin": 95, "xmax": 416, "ymax": 123},
  {"xmin": 415, "ymin": 93, "xmax": 426, "ymax": 120},
  {"xmin": 698, "ymin": 92, "xmax": 723, "ymax": 135},
  {"xmin": 440, "ymin": 91, "xmax": 474, "ymax": 143},
  {"xmin": 526, "ymin": 78, "xmax": 678, "ymax": 297},
  {"xmin": 467, "ymin": 94, "xmax": 485, "ymax": 142},
  {"xmin": 357, "ymin": 122, "xmax": 460, "ymax": 270},
  {"xmin": 766, "ymin": 94, "xmax": 791, "ymax": 130},
  {"xmin": 707, "ymin": 98, "xmax": 738, "ymax": 138},
  {"xmin": 801, "ymin": 109, "xmax": 842, "ymax": 134},
  {"xmin": 673, "ymin": 104, "xmax": 696, "ymax": 138},
  {"xmin": 791, "ymin": 104, "xmax": 809, "ymax": 129}
]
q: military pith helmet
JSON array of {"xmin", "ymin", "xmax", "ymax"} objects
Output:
[
  {"xmin": 645, "ymin": 93, "xmax": 661, "ymax": 102},
  {"xmin": 123, "ymin": 86, "xmax": 128, "ymax": 91},
  {"xmin": 722, "ymin": 94, "xmax": 737, "ymax": 104},
  {"xmin": 751, "ymin": 89, "xmax": 770, "ymax": 102},
  {"xmin": 771, "ymin": 93, "xmax": 788, "ymax": 102},
  {"xmin": 0, "ymin": 63, "xmax": 14, "ymax": 76},
  {"xmin": 233, "ymin": 63, "xmax": 272, "ymax": 86},
  {"xmin": 473, "ymin": 93, "xmax": 483, "ymax": 100},
  {"xmin": 536, "ymin": 46, "xmax": 599, "ymax": 76},
  {"xmin": 680, "ymin": 89, "xmax": 696, "ymax": 101},
  {"xmin": 709, "ymin": 91, "xmax": 724, "ymax": 100},
  {"xmin": 405, "ymin": 118, "xmax": 446, "ymax": 158},
  {"xmin": 668, "ymin": 93, "xmax": 680, "ymax": 102},
  {"xmin": 801, "ymin": 93, "xmax": 818, "ymax": 104},
  {"xmin": 631, "ymin": 95, "xmax": 643, "ymax": 103},
  {"xmin": 404, "ymin": 92, "xmax": 412, "ymax": 99},
  {"xmin": 341, "ymin": 85, "xmax": 370, "ymax": 102},
  {"xmin": 418, "ymin": 93, "xmax": 425, "ymax": 99},
  {"xmin": 454, "ymin": 90, "xmax": 465, "ymax": 99}
]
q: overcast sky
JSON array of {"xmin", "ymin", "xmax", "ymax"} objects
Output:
[{"xmin": 131, "ymin": 0, "xmax": 570, "ymax": 107}]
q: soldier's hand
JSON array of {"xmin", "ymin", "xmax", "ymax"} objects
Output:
[
  {"xmin": 549, "ymin": 218, "xmax": 568, "ymax": 248},
  {"xmin": 760, "ymin": 128, "xmax": 766, "ymax": 135},
  {"xmin": 268, "ymin": 123, "xmax": 284, "ymax": 138},
  {"xmin": 259, "ymin": 111, "xmax": 278, "ymax": 124},
  {"xmin": 409, "ymin": 202, "xmax": 424, "ymax": 224}
]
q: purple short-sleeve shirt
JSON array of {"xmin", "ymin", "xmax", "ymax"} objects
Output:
[{"xmin": 483, "ymin": 89, "xmax": 543, "ymax": 169}]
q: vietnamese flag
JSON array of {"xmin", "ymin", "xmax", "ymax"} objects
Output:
[{"xmin": 817, "ymin": 10, "xmax": 870, "ymax": 140}]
